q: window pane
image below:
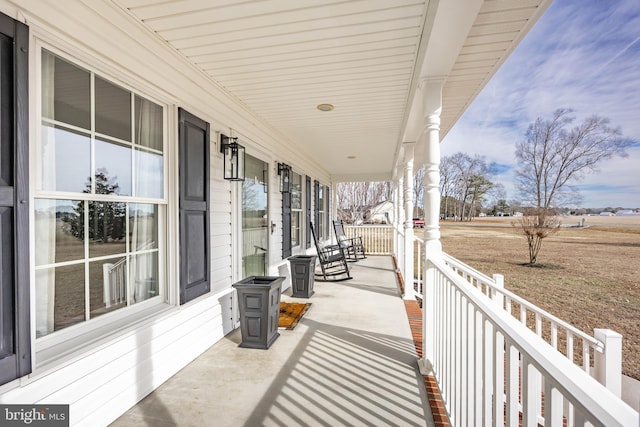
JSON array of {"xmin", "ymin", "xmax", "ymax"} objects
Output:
[
  {"xmin": 88, "ymin": 201, "xmax": 126, "ymax": 258},
  {"xmin": 95, "ymin": 138, "xmax": 132, "ymax": 196},
  {"xmin": 318, "ymin": 186, "xmax": 325, "ymax": 237},
  {"xmin": 291, "ymin": 173, "xmax": 301, "ymax": 209},
  {"xmin": 135, "ymin": 96, "xmax": 163, "ymax": 151},
  {"xmin": 34, "ymin": 199, "xmax": 84, "ymax": 265},
  {"xmin": 291, "ymin": 173, "xmax": 302, "ymax": 247},
  {"xmin": 95, "ymin": 76, "xmax": 131, "ymax": 141},
  {"xmin": 41, "ymin": 124, "xmax": 90, "ymax": 192},
  {"xmin": 130, "ymin": 252, "xmax": 158, "ymax": 303},
  {"xmin": 292, "ymin": 211, "xmax": 301, "ymax": 247},
  {"xmin": 42, "ymin": 50, "xmax": 90, "ymax": 129},
  {"xmin": 130, "ymin": 204, "xmax": 158, "ymax": 251},
  {"xmin": 90, "ymin": 256, "xmax": 127, "ymax": 318},
  {"xmin": 134, "ymin": 148, "xmax": 163, "ymax": 199},
  {"xmin": 35, "ymin": 264, "xmax": 86, "ymax": 337}
]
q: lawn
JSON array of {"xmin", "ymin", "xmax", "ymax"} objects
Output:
[{"xmin": 439, "ymin": 216, "xmax": 640, "ymax": 381}]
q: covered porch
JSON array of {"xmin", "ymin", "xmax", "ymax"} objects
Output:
[
  {"xmin": 111, "ymin": 256, "xmax": 440, "ymax": 427},
  {"xmin": 0, "ymin": 1, "xmax": 637, "ymax": 426}
]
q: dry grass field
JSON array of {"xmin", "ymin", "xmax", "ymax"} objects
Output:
[{"xmin": 439, "ymin": 215, "xmax": 640, "ymax": 380}]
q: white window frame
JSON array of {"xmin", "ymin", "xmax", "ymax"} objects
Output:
[
  {"xmin": 291, "ymin": 171, "xmax": 302, "ymax": 252},
  {"xmin": 30, "ymin": 39, "xmax": 177, "ymax": 367}
]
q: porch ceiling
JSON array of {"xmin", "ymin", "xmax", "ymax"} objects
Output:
[{"xmin": 117, "ymin": 0, "xmax": 550, "ymax": 182}]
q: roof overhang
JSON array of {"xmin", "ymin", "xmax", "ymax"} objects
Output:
[{"xmin": 118, "ymin": 0, "xmax": 552, "ymax": 182}]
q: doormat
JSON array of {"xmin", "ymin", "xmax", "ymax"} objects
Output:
[{"xmin": 278, "ymin": 302, "xmax": 311, "ymax": 330}]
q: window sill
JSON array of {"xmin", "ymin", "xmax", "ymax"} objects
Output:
[{"xmin": 35, "ymin": 301, "xmax": 175, "ymax": 374}]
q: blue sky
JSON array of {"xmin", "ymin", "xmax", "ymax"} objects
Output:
[{"xmin": 442, "ymin": 0, "xmax": 640, "ymax": 209}]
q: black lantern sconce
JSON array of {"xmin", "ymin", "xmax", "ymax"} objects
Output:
[
  {"xmin": 220, "ymin": 134, "xmax": 245, "ymax": 181},
  {"xmin": 277, "ymin": 162, "xmax": 292, "ymax": 193}
]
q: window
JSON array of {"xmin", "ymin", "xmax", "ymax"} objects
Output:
[
  {"xmin": 291, "ymin": 172, "xmax": 302, "ymax": 248},
  {"xmin": 35, "ymin": 50, "xmax": 165, "ymax": 338},
  {"xmin": 317, "ymin": 184, "xmax": 326, "ymax": 239}
]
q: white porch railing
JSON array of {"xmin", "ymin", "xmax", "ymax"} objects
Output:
[
  {"xmin": 343, "ymin": 224, "xmax": 393, "ymax": 255},
  {"xmin": 441, "ymin": 253, "xmax": 617, "ymax": 383},
  {"xmin": 426, "ymin": 255, "xmax": 638, "ymax": 426}
]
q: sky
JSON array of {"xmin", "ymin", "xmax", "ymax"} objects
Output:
[{"xmin": 441, "ymin": 0, "xmax": 640, "ymax": 209}]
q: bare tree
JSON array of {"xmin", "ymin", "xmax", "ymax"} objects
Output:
[
  {"xmin": 513, "ymin": 208, "xmax": 561, "ymax": 265},
  {"xmin": 413, "ymin": 165, "xmax": 425, "ymax": 217},
  {"xmin": 446, "ymin": 153, "xmax": 494, "ymax": 221},
  {"xmin": 439, "ymin": 157, "xmax": 456, "ymax": 219},
  {"xmin": 516, "ymin": 108, "xmax": 634, "ymax": 209},
  {"xmin": 514, "ymin": 108, "xmax": 634, "ymax": 264}
]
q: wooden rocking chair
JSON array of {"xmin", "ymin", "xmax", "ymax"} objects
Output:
[
  {"xmin": 332, "ymin": 220, "xmax": 366, "ymax": 261},
  {"xmin": 310, "ymin": 222, "xmax": 352, "ymax": 281}
]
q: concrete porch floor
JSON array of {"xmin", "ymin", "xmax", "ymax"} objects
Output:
[{"xmin": 110, "ymin": 256, "xmax": 434, "ymax": 427}]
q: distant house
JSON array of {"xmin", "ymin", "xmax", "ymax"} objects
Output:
[
  {"xmin": 617, "ymin": 210, "xmax": 640, "ymax": 216},
  {"xmin": 366, "ymin": 201, "xmax": 394, "ymax": 224},
  {"xmin": 600, "ymin": 211, "xmax": 615, "ymax": 216}
]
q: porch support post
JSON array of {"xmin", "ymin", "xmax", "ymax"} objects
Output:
[
  {"xmin": 397, "ymin": 172, "xmax": 405, "ymax": 272},
  {"xmin": 419, "ymin": 78, "xmax": 444, "ymax": 374},
  {"xmin": 593, "ymin": 328, "xmax": 623, "ymax": 398},
  {"xmin": 393, "ymin": 177, "xmax": 399, "ymax": 257},
  {"xmin": 403, "ymin": 143, "xmax": 416, "ymax": 300}
]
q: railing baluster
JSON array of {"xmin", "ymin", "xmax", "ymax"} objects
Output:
[
  {"xmin": 493, "ymin": 330, "xmax": 505, "ymax": 427},
  {"xmin": 483, "ymin": 317, "xmax": 493, "ymax": 427},
  {"xmin": 474, "ymin": 311, "xmax": 483, "ymax": 426},
  {"xmin": 544, "ymin": 381, "xmax": 563, "ymax": 427},
  {"xmin": 583, "ymin": 341, "xmax": 590, "ymax": 373},
  {"xmin": 522, "ymin": 356, "xmax": 541, "ymax": 427},
  {"xmin": 506, "ymin": 341, "xmax": 519, "ymax": 427}
]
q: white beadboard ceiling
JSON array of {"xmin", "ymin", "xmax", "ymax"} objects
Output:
[{"xmin": 117, "ymin": 0, "xmax": 550, "ymax": 181}]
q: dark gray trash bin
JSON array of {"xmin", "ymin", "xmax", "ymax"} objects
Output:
[
  {"xmin": 232, "ymin": 276, "xmax": 284, "ymax": 349},
  {"xmin": 288, "ymin": 255, "xmax": 317, "ymax": 298}
]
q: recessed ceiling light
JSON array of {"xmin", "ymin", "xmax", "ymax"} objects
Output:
[{"xmin": 316, "ymin": 103, "xmax": 334, "ymax": 112}]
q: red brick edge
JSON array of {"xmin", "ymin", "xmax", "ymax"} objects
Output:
[{"xmin": 404, "ymin": 300, "xmax": 451, "ymax": 427}]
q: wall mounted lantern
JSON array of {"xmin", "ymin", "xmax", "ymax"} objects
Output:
[
  {"xmin": 277, "ymin": 162, "xmax": 292, "ymax": 193},
  {"xmin": 220, "ymin": 134, "xmax": 245, "ymax": 181}
]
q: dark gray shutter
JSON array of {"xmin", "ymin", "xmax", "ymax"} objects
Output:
[
  {"xmin": 314, "ymin": 180, "xmax": 320, "ymax": 235},
  {"xmin": 282, "ymin": 192, "xmax": 291, "ymax": 258},
  {"xmin": 0, "ymin": 14, "xmax": 30, "ymax": 386},
  {"xmin": 305, "ymin": 176, "xmax": 311, "ymax": 249},
  {"xmin": 178, "ymin": 109, "xmax": 210, "ymax": 304}
]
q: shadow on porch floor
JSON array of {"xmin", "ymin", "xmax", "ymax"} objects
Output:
[{"xmin": 110, "ymin": 256, "xmax": 436, "ymax": 427}]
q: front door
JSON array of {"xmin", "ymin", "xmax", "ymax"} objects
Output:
[{"xmin": 242, "ymin": 154, "xmax": 269, "ymax": 277}]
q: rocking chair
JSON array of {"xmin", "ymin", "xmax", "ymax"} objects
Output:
[
  {"xmin": 310, "ymin": 222, "xmax": 352, "ymax": 281},
  {"xmin": 332, "ymin": 220, "xmax": 366, "ymax": 261}
]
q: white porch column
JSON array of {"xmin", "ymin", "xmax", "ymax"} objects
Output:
[
  {"xmin": 392, "ymin": 178, "xmax": 399, "ymax": 257},
  {"xmin": 403, "ymin": 143, "xmax": 416, "ymax": 300},
  {"xmin": 420, "ymin": 78, "xmax": 444, "ymax": 375},
  {"xmin": 397, "ymin": 172, "xmax": 405, "ymax": 272}
]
